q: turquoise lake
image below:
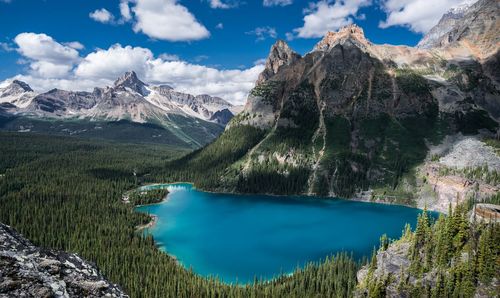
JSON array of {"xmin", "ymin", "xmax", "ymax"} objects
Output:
[{"xmin": 136, "ymin": 183, "xmax": 430, "ymax": 284}]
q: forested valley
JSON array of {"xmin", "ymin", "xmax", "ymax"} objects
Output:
[{"xmin": 0, "ymin": 131, "xmax": 498, "ymax": 297}]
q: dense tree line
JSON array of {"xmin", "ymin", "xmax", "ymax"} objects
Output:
[
  {"xmin": 362, "ymin": 204, "xmax": 500, "ymax": 297},
  {"xmin": 128, "ymin": 188, "xmax": 169, "ymax": 206},
  {"xmin": 0, "ymin": 132, "xmax": 359, "ymax": 297}
]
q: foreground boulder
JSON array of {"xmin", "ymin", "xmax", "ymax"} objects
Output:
[{"xmin": 0, "ymin": 223, "xmax": 127, "ymax": 297}]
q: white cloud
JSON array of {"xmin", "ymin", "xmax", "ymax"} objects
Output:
[
  {"xmin": 63, "ymin": 41, "xmax": 85, "ymax": 50},
  {"xmin": 75, "ymin": 44, "xmax": 153, "ymax": 80},
  {"xmin": 253, "ymin": 58, "xmax": 267, "ymax": 65},
  {"xmin": 379, "ymin": 0, "xmax": 473, "ymax": 33},
  {"xmin": 13, "ymin": 33, "xmax": 81, "ymax": 78},
  {"xmin": 7, "ymin": 35, "xmax": 263, "ymax": 105},
  {"xmin": 216, "ymin": 23, "xmax": 224, "ymax": 29},
  {"xmin": 0, "ymin": 42, "xmax": 15, "ymax": 52},
  {"xmin": 159, "ymin": 53, "xmax": 180, "ymax": 61},
  {"xmin": 132, "ymin": 0, "xmax": 210, "ymax": 41},
  {"xmin": 208, "ymin": 0, "xmax": 240, "ymax": 9},
  {"xmin": 89, "ymin": 8, "xmax": 115, "ymax": 24},
  {"xmin": 263, "ymin": 0, "xmax": 293, "ymax": 7},
  {"xmin": 148, "ymin": 59, "xmax": 263, "ymax": 104},
  {"xmin": 29, "ymin": 61, "xmax": 74, "ymax": 78},
  {"xmin": 119, "ymin": 0, "xmax": 132, "ymax": 21},
  {"xmin": 246, "ymin": 26, "xmax": 278, "ymax": 41},
  {"xmin": 14, "ymin": 33, "xmax": 80, "ymax": 64},
  {"xmin": 291, "ymin": 0, "xmax": 371, "ymax": 38}
]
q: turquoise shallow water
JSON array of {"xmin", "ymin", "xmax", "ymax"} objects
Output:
[{"xmin": 136, "ymin": 183, "xmax": 431, "ymax": 284}]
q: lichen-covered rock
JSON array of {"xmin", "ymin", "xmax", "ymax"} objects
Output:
[{"xmin": 0, "ymin": 223, "xmax": 128, "ymax": 298}]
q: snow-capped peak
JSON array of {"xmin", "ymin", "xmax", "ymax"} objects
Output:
[
  {"xmin": 113, "ymin": 71, "xmax": 149, "ymax": 96},
  {"xmin": 448, "ymin": 0, "xmax": 476, "ymax": 15}
]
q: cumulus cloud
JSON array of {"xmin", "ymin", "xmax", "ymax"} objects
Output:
[
  {"xmin": 89, "ymin": 8, "xmax": 115, "ymax": 24},
  {"xmin": 291, "ymin": 0, "xmax": 371, "ymax": 39},
  {"xmin": 263, "ymin": 0, "xmax": 293, "ymax": 7},
  {"xmin": 14, "ymin": 33, "xmax": 80, "ymax": 64},
  {"xmin": 379, "ymin": 0, "xmax": 473, "ymax": 33},
  {"xmin": 132, "ymin": 0, "xmax": 210, "ymax": 41},
  {"xmin": 216, "ymin": 23, "xmax": 224, "ymax": 29},
  {"xmin": 246, "ymin": 26, "xmax": 278, "ymax": 41},
  {"xmin": 88, "ymin": 0, "xmax": 210, "ymax": 41},
  {"xmin": 13, "ymin": 33, "xmax": 80, "ymax": 78},
  {"xmin": 6, "ymin": 34, "xmax": 262, "ymax": 105},
  {"xmin": 75, "ymin": 44, "xmax": 153, "ymax": 80}
]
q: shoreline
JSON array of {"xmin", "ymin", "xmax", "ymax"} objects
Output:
[
  {"xmin": 136, "ymin": 214, "xmax": 158, "ymax": 231},
  {"xmin": 131, "ymin": 181, "xmax": 437, "ymax": 213}
]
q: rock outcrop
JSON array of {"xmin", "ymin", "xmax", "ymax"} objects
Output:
[
  {"xmin": 256, "ymin": 40, "xmax": 301, "ymax": 85},
  {"xmin": 313, "ymin": 24, "xmax": 371, "ymax": 52},
  {"xmin": 418, "ymin": 0, "xmax": 499, "ymax": 59},
  {"xmin": 0, "ymin": 223, "xmax": 127, "ymax": 297},
  {"xmin": 417, "ymin": 1, "xmax": 476, "ymax": 49}
]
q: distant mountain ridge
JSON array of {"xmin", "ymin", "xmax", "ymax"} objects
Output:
[
  {"xmin": 417, "ymin": 0, "xmax": 499, "ymax": 59},
  {"xmin": 0, "ymin": 71, "xmax": 238, "ymax": 147}
]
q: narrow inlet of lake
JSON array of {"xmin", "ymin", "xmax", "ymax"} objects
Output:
[{"xmin": 136, "ymin": 183, "xmax": 431, "ymax": 284}]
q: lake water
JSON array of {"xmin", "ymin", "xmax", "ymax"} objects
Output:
[{"xmin": 136, "ymin": 183, "xmax": 430, "ymax": 284}]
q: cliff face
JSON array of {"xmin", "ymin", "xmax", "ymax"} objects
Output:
[
  {"xmin": 418, "ymin": 0, "xmax": 500, "ymax": 59},
  {"xmin": 0, "ymin": 223, "xmax": 127, "ymax": 297}
]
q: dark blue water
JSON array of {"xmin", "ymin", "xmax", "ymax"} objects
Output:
[{"xmin": 136, "ymin": 183, "xmax": 428, "ymax": 284}]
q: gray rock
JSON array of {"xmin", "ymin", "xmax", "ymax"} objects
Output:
[{"xmin": 0, "ymin": 223, "xmax": 128, "ymax": 297}]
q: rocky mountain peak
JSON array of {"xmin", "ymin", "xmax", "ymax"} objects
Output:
[
  {"xmin": 257, "ymin": 39, "xmax": 301, "ymax": 85},
  {"xmin": 113, "ymin": 71, "xmax": 149, "ymax": 95},
  {"xmin": 416, "ymin": 0, "xmax": 498, "ymax": 58},
  {"xmin": 417, "ymin": 0, "xmax": 476, "ymax": 49},
  {"xmin": 11, "ymin": 80, "xmax": 33, "ymax": 92},
  {"xmin": 313, "ymin": 24, "xmax": 370, "ymax": 52},
  {"xmin": 1, "ymin": 80, "xmax": 33, "ymax": 97}
]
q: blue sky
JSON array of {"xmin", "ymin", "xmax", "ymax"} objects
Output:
[{"xmin": 0, "ymin": 0, "xmax": 470, "ymax": 104}]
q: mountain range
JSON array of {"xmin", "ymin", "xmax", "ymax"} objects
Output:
[
  {"xmin": 0, "ymin": 71, "xmax": 240, "ymax": 147},
  {"xmin": 172, "ymin": 0, "xmax": 499, "ymax": 212}
]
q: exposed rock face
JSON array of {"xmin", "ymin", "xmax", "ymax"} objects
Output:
[
  {"xmin": 256, "ymin": 40, "xmax": 301, "ymax": 85},
  {"xmin": 113, "ymin": 71, "xmax": 149, "ymax": 96},
  {"xmin": 356, "ymin": 242, "xmax": 412, "ymax": 297},
  {"xmin": 209, "ymin": 108, "xmax": 234, "ymax": 125},
  {"xmin": 418, "ymin": 0, "xmax": 499, "ymax": 59},
  {"xmin": 417, "ymin": 1, "xmax": 476, "ymax": 49},
  {"xmin": 413, "ymin": 135, "xmax": 500, "ymax": 213},
  {"xmin": 472, "ymin": 203, "xmax": 500, "ymax": 223},
  {"xmin": 27, "ymin": 89, "xmax": 97, "ymax": 116},
  {"xmin": 0, "ymin": 223, "xmax": 127, "ymax": 297},
  {"xmin": 313, "ymin": 24, "xmax": 371, "ymax": 52},
  {"xmin": 0, "ymin": 80, "xmax": 36, "ymax": 108}
]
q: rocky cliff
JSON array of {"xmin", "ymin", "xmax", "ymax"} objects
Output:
[{"xmin": 0, "ymin": 223, "xmax": 127, "ymax": 297}]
